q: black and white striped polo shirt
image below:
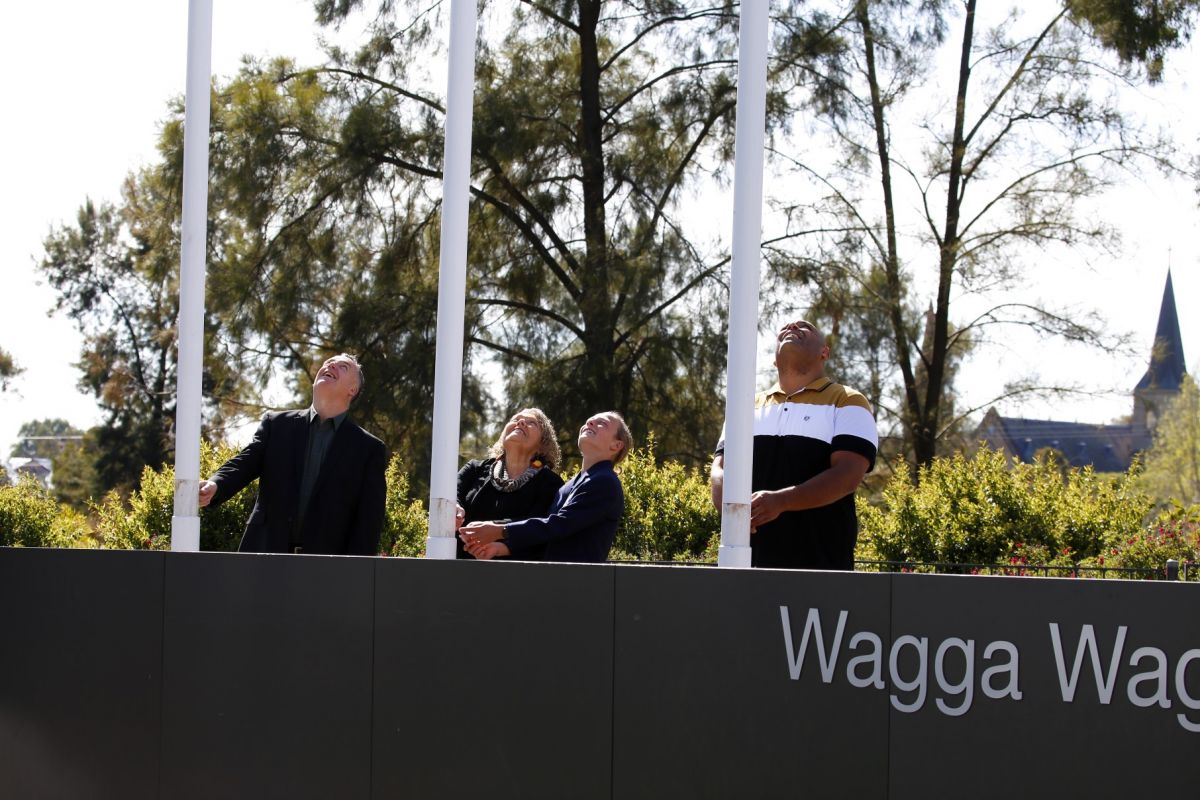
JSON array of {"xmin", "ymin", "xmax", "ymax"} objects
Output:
[{"xmin": 716, "ymin": 377, "xmax": 878, "ymax": 569}]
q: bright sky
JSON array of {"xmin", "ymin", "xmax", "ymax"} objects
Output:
[
  {"xmin": 0, "ymin": 1, "xmax": 1197, "ymax": 463},
  {"xmin": 0, "ymin": 0, "xmax": 332, "ymax": 459}
]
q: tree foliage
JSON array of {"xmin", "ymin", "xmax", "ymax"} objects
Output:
[
  {"xmin": 40, "ymin": 0, "xmax": 1200, "ymax": 493},
  {"xmin": 50, "ymin": 431, "xmax": 102, "ymax": 511},
  {"xmin": 153, "ymin": 0, "xmax": 845, "ymax": 473},
  {"xmin": 1140, "ymin": 374, "xmax": 1200, "ymax": 505},
  {"xmin": 38, "ymin": 171, "xmax": 247, "ymax": 494},
  {"xmin": 9, "ymin": 419, "xmax": 98, "ymax": 509},
  {"xmin": 772, "ymin": 0, "xmax": 1199, "ymax": 470},
  {"xmin": 0, "ymin": 346, "xmax": 20, "ymax": 392},
  {"xmin": 1068, "ymin": 0, "xmax": 1200, "ymax": 80},
  {"xmin": 11, "ymin": 418, "xmax": 81, "ymax": 459}
]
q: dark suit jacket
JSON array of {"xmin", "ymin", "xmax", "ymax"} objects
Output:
[
  {"xmin": 208, "ymin": 409, "xmax": 388, "ymax": 555},
  {"xmin": 502, "ymin": 460, "xmax": 624, "ymax": 563}
]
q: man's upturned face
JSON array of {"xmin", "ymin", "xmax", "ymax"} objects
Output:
[
  {"xmin": 775, "ymin": 319, "xmax": 829, "ymax": 369},
  {"xmin": 312, "ymin": 355, "xmax": 360, "ymax": 408}
]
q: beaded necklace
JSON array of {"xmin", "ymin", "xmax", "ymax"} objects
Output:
[{"xmin": 490, "ymin": 457, "xmax": 542, "ymax": 493}]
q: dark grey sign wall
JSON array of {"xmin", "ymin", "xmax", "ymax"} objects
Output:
[
  {"xmin": 0, "ymin": 549, "xmax": 163, "ymax": 800},
  {"xmin": 372, "ymin": 559, "xmax": 615, "ymax": 799},
  {"xmin": 159, "ymin": 553, "xmax": 376, "ymax": 800},
  {"xmin": 613, "ymin": 567, "xmax": 892, "ymax": 799},
  {"xmin": 1, "ymin": 548, "xmax": 1197, "ymax": 799},
  {"xmin": 889, "ymin": 575, "xmax": 1200, "ymax": 799}
]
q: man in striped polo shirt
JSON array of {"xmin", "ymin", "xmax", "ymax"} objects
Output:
[{"xmin": 711, "ymin": 319, "xmax": 878, "ymax": 569}]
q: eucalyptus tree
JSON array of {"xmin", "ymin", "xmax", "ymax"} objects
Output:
[
  {"xmin": 39, "ymin": 168, "xmax": 247, "ymax": 494},
  {"xmin": 184, "ymin": 0, "xmax": 839, "ymax": 466},
  {"xmin": 0, "ymin": 347, "xmax": 18, "ymax": 391},
  {"xmin": 771, "ymin": 0, "xmax": 1199, "ymax": 469},
  {"xmin": 1140, "ymin": 375, "xmax": 1200, "ymax": 505}
]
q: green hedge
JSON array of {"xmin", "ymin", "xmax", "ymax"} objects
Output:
[
  {"xmin": 380, "ymin": 456, "xmax": 428, "ymax": 557},
  {"xmin": 8, "ymin": 437, "xmax": 1196, "ymax": 580},
  {"xmin": 611, "ymin": 435, "xmax": 719, "ymax": 562},
  {"xmin": 1090, "ymin": 503, "xmax": 1200, "ymax": 578},
  {"xmin": 0, "ymin": 476, "xmax": 91, "ymax": 548},
  {"xmin": 856, "ymin": 448, "xmax": 1155, "ymax": 569},
  {"xmin": 91, "ymin": 442, "xmax": 256, "ymax": 552},
  {"xmin": 89, "ymin": 447, "xmax": 425, "ymax": 555}
]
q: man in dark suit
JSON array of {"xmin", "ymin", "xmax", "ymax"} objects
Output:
[
  {"xmin": 458, "ymin": 412, "xmax": 631, "ymax": 563},
  {"xmin": 198, "ymin": 353, "xmax": 388, "ymax": 555}
]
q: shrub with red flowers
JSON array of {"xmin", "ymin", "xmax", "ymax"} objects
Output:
[{"xmin": 1089, "ymin": 504, "xmax": 1200, "ymax": 579}]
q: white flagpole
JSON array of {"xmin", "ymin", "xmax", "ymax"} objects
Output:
[
  {"xmin": 171, "ymin": 0, "xmax": 214, "ymax": 553},
  {"xmin": 425, "ymin": 0, "xmax": 478, "ymax": 558},
  {"xmin": 717, "ymin": 0, "xmax": 770, "ymax": 568}
]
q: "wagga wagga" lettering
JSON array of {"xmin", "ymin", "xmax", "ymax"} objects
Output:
[
  {"xmin": 1049, "ymin": 622, "xmax": 1200, "ymax": 733},
  {"xmin": 780, "ymin": 607, "xmax": 1200, "ymax": 732},
  {"xmin": 779, "ymin": 606, "xmax": 1022, "ymax": 717}
]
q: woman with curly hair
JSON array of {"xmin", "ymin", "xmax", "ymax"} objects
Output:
[
  {"xmin": 454, "ymin": 408, "xmax": 564, "ymax": 560},
  {"xmin": 460, "ymin": 411, "xmax": 631, "ymax": 564}
]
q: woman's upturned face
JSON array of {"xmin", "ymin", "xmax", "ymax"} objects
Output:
[
  {"xmin": 502, "ymin": 411, "xmax": 542, "ymax": 445},
  {"xmin": 577, "ymin": 413, "xmax": 621, "ymax": 460}
]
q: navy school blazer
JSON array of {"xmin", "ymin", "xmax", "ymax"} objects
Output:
[{"xmin": 502, "ymin": 460, "xmax": 624, "ymax": 563}]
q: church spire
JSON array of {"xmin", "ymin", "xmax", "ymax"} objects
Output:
[
  {"xmin": 1132, "ymin": 270, "xmax": 1187, "ymax": 435},
  {"xmin": 1135, "ymin": 269, "xmax": 1187, "ymax": 392}
]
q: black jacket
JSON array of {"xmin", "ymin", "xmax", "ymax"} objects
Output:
[
  {"xmin": 208, "ymin": 410, "xmax": 388, "ymax": 555},
  {"xmin": 455, "ymin": 458, "xmax": 564, "ymax": 560}
]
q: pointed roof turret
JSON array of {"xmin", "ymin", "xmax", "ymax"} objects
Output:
[{"xmin": 1135, "ymin": 270, "xmax": 1187, "ymax": 392}]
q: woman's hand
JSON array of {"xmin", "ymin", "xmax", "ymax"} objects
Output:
[
  {"xmin": 466, "ymin": 541, "xmax": 510, "ymax": 560},
  {"xmin": 454, "ymin": 503, "xmax": 466, "ymax": 530},
  {"xmin": 458, "ymin": 520, "xmax": 505, "ymax": 547}
]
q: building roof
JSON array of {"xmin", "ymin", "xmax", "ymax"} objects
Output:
[
  {"xmin": 975, "ymin": 410, "xmax": 1148, "ymax": 473},
  {"xmin": 974, "ymin": 271, "xmax": 1184, "ymax": 472},
  {"xmin": 1135, "ymin": 269, "xmax": 1187, "ymax": 392}
]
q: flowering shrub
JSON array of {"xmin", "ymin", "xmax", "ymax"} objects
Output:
[
  {"xmin": 856, "ymin": 448, "xmax": 1153, "ymax": 567},
  {"xmin": 1089, "ymin": 504, "xmax": 1200, "ymax": 579}
]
